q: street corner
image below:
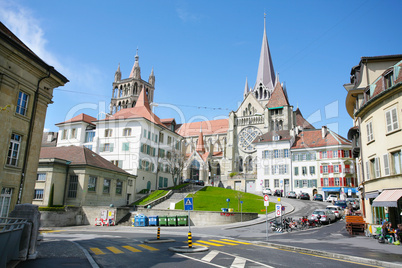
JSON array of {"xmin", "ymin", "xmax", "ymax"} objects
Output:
[{"xmin": 169, "ymin": 246, "xmax": 209, "ymax": 253}]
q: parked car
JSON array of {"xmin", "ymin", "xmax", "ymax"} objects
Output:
[
  {"xmin": 313, "ymin": 194, "xmax": 323, "ymax": 201},
  {"xmin": 287, "ymin": 191, "xmax": 297, "ymax": 198},
  {"xmin": 262, "ymin": 188, "xmax": 272, "ymax": 195},
  {"xmin": 334, "ymin": 200, "xmax": 347, "ymax": 209},
  {"xmin": 326, "ymin": 194, "xmax": 338, "ymax": 202},
  {"xmin": 300, "ymin": 193, "xmax": 310, "ymax": 200},
  {"xmin": 310, "ymin": 209, "xmax": 336, "ymax": 224},
  {"xmin": 184, "ymin": 179, "xmax": 191, "ymax": 183},
  {"xmin": 194, "ymin": 180, "xmax": 205, "ymax": 186},
  {"xmin": 273, "ymin": 190, "xmax": 282, "ymax": 197},
  {"xmin": 326, "ymin": 205, "xmax": 344, "ymax": 219},
  {"xmin": 346, "ymin": 198, "xmax": 359, "ymax": 209}
]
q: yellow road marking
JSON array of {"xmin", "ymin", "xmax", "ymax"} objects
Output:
[
  {"xmin": 138, "ymin": 244, "xmax": 159, "ymax": 251},
  {"xmin": 40, "ymin": 230, "xmax": 63, "ymax": 233},
  {"xmin": 221, "ymin": 239, "xmax": 251, "ymax": 245},
  {"xmin": 257, "ymin": 244, "xmax": 383, "ymax": 268},
  {"xmin": 209, "ymin": 240, "xmax": 238, "ymax": 245},
  {"xmin": 122, "ymin": 245, "xmax": 142, "ymax": 252},
  {"xmin": 90, "ymin": 248, "xmax": 105, "ymax": 255},
  {"xmin": 196, "ymin": 240, "xmax": 224, "ymax": 246},
  {"xmin": 106, "ymin": 246, "xmax": 124, "ymax": 254},
  {"xmin": 192, "ymin": 243, "xmax": 209, "ymax": 247}
]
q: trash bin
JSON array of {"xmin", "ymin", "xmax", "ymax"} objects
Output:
[
  {"xmin": 177, "ymin": 215, "xmax": 188, "ymax": 226},
  {"xmin": 168, "ymin": 216, "xmax": 177, "ymax": 226},
  {"xmin": 148, "ymin": 216, "xmax": 159, "ymax": 226},
  {"xmin": 134, "ymin": 214, "xmax": 148, "ymax": 227},
  {"xmin": 221, "ymin": 208, "xmax": 228, "ymax": 212},
  {"xmin": 228, "ymin": 208, "xmax": 234, "ymax": 212},
  {"xmin": 158, "ymin": 216, "xmax": 168, "ymax": 226}
]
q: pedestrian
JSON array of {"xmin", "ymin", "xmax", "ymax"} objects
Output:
[{"xmin": 394, "ymin": 224, "xmax": 402, "ymax": 245}]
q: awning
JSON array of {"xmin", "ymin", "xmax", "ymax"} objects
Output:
[
  {"xmin": 365, "ymin": 191, "xmax": 379, "ymax": 199},
  {"xmin": 322, "ymin": 187, "xmax": 341, "ymax": 192},
  {"xmin": 343, "ymin": 187, "xmax": 358, "ymax": 194},
  {"xmin": 372, "ymin": 189, "xmax": 402, "ymax": 207}
]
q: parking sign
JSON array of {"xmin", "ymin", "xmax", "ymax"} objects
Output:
[{"xmin": 275, "ymin": 204, "xmax": 281, "ymax": 217}]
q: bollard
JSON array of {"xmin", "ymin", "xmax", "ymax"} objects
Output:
[
  {"xmin": 157, "ymin": 227, "xmax": 160, "ymax": 240},
  {"xmin": 188, "ymin": 232, "xmax": 192, "ymax": 248}
]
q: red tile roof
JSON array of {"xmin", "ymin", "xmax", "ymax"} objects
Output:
[
  {"xmin": 56, "ymin": 113, "xmax": 97, "ymax": 125},
  {"xmin": 253, "ymin": 130, "xmax": 293, "ymax": 143},
  {"xmin": 177, "ymin": 119, "xmax": 229, "ymax": 137},
  {"xmin": 292, "ymin": 129, "xmax": 351, "ymax": 149},
  {"xmin": 196, "ymin": 131, "xmax": 206, "ymax": 153},
  {"xmin": 100, "ymin": 89, "xmax": 168, "ymax": 128},
  {"xmin": 295, "ymin": 108, "xmax": 315, "ymax": 129},
  {"xmin": 40, "ymin": 146, "xmax": 131, "ymax": 175},
  {"xmin": 266, "ymin": 83, "xmax": 289, "ymax": 108}
]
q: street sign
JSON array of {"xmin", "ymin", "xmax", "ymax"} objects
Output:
[
  {"xmin": 184, "ymin": 197, "xmax": 193, "ymax": 211},
  {"xmin": 264, "ymin": 195, "xmax": 269, "ymax": 207},
  {"xmin": 348, "ymin": 188, "xmax": 352, "ymax": 196},
  {"xmin": 275, "ymin": 204, "xmax": 281, "ymax": 217}
]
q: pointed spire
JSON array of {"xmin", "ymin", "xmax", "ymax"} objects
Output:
[
  {"xmin": 148, "ymin": 66, "xmax": 155, "ymax": 86},
  {"xmin": 129, "ymin": 48, "xmax": 141, "ymax": 79},
  {"xmin": 243, "ymin": 77, "xmax": 249, "ymax": 99},
  {"xmin": 196, "ymin": 123, "xmax": 205, "ymax": 153},
  {"xmin": 114, "ymin": 63, "xmax": 121, "ymax": 82},
  {"xmin": 254, "ymin": 14, "xmax": 276, "ymax": 93}
]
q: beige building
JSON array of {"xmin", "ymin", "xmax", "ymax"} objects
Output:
[
  {"xmin": 35, "ymin": 146, "xmax": 135, "ymax": 207},
  {"xmin": 345, "ymin": 55, "xmax": 402, "ymax": 226},
  {"xmin": 0, "ymin": 22, "xmax": 68, "ymax": 217}
]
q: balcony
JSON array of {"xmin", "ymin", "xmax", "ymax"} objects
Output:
[{"xmin": 236, "ymin": 115, "xmax": 264, "ymax": 126}]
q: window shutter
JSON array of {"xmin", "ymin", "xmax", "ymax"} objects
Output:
[
  {"xmin": 320, "ymin": 178, "xmax": 323, "ymax": 186},
  {"xmin": 386, "ymin": 110, "xmax": 392, "ymax": 132},
  {"xmin": 375, "ymin": 157, "xmax": 381, "ymax": 178},
  {"xmin": 349, "ymin": 150, "xmax": 352, "ymax": 158},
  {"xmin": 383, "ymin": 154, "xmax": 390, "ymax": 176},
  {"xmin": 319, "ymin": 152, "xmax": 322, "ymax": 159},
  {"xmin": 339, "ymin": 176, "xmax": 343, "ymax": 186},
  {"xmin": 339, "ymin": 164, "xmax": 342, "ymax": 173},
  {"xmin": 366, "ymin": 161, "xmax": 370, "ymax": 180},
  {"xmin": 329, "ymin": 165, "xmax": 333, "ymax": 173},
  {"xmin": 392, "ymin": 108, "xmax": 398, "ymax": 130},
  {"xmin": 320, "ymin": 166, "xmax": 323, "ymax": 174}
]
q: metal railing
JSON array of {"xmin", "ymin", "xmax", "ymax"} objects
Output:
[{"xmin": 0, "ymin": 217, "xmax": 27, "ymax": 267}]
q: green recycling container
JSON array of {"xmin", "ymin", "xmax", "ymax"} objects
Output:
[
  {"xmin": 167, "ymin": 216, "xmax": 177, "ymax": 226},
  {"xmin": 177, "ymin": 215, "xmax": 188, "ymax": 226},
  {"xmin": 158, "ymin": 216, "xmax": 168, "ymax": 226}
]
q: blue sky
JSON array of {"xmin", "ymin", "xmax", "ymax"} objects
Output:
[{"xmin": 1, "ymin": 0, "xmax": 401, "ymax": 138}]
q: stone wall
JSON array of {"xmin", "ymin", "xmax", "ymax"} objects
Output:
[{"xmin": 134, "ymin": 208, "xmax": 258, "ymax": 226}]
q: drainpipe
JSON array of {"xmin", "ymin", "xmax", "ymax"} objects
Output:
[
  {"xmin": 17, "ymin": 68, "xmax": 52, "ymax": 204},
  {"xmin": 357, "ymin": 117, "xmax": 366, "ymax": 218}
]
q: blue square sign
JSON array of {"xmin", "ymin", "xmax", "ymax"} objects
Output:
[{"xmin": 184, "ymin": 197, "xmax": 193, "ymax": 211}]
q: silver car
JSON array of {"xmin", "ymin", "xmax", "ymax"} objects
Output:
[
  {"xmin": 310, "ymin": 209, "xmax": 336, "ymax": 224},
  {"xmin": 326, "ymin": 205, "xmax": 343, "ymax": 219}
]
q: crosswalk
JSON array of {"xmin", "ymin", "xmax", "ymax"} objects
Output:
[{"xmin": 190, "ymin": 238, "xmax": 252, "ymax": 247}]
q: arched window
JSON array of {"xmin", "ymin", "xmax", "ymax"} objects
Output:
[
  {"xmin": 146, "ymin": 88, "xmax": 149, "ymax": 96},
  {"xmin": 264, "ymin": 90, "xmax": 267, "ymax": 99},
  {"xmin": 190, "ymin": 160, "xmax": 200, "ymax": 180},
  {"xmin": 246, "ymin": 157, "xmax": 253, "ymax": 172},
  {"xmin": 255, "ymin": 91, "xmax": 258, "ymax": 99},
  {"xmin": 217, "ymin": 163, "xmax": 221, "ymax": 175},
  {"xmin": 239, "ymin": 157, "xmax": 243, "ymax": 172},
  {"xmin": 259, "ymin": 87, "xmax": 263, "ymax": 99},
  {"xmin": 134, "ymin": 83, "xmax": 138, "ymax": 95}
]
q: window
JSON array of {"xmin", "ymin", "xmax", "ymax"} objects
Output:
[
  {"xmin": 37, "ymin": 173, "xmax": 46, "ymax": 181},
  {"xmin": 103, "ymin": 179, "xmax": 111, "ymax": 194},
  {"xmin": 383, "ymin": 154, "xmax": 390, "ymax": 176},
  {"xmin": 70, "ymin": 128, "xmax": 77, "ymax": 139},
  {"xmin": 391, "ymin": 151, "xmax": 402, "ymax": 174},
  {"xmin": 67, "ymin": 175, "xmax": 78, "ymax": 198},
  {"xmin": 312, "ymin": 179, "xmax": 317, "ymax": 187},
  {"xmin": 294, "ymin": 167, "xmax": 299, "ymax": 176},
  {"xmin": 274, "ymin": 179, "xmax": 279, "ymax": 188},
  {"xmin": 16, "ymin": 91, "xmax": 29, "ymax": 116},
  {"xmin": 7, "ymin": 133, "xmax": 21, "ymax": 166},
  {"xmin": 322, "ymin": 151, "xmax": 327, "ymax": 159},
  {"xmin": 84, "ymin": 144, "xmax": 93, "ymax": 150},
  {"xmin": 159, "ymin": 133, "xmax": 164, "ymax": 143},
  {"xmin": 116, "ymin": 180, "xmax": 123, "ymax": 195},
  {"xmin": 366, "ymin": 121, "xmax": 374, "ymax": 142},
  {"xmin": 284, "ymin": 149, "xmax": 289, "ymax": 158},
  {"xmin": 302, "ymin": 167, "xmax": 307, "ymax": 175},
  {"xmin": 302, "ymin": 180, "xmax": 308, "ymax": 187},
  {"xmin": 88, "ymin": 176, "xmax": 97, "ymax": 192},
  {"xmin": 0, "ymin": 188, "xmax": 13, "ymax": 217},
  {"xmin": 334, "ymin": 177, "xmax": 340, "ymax": 186},
  {"xmin": 101, "ymin": 143, "xmax": 114, "ymax": 152},
  {"xmin": 374, "ymin": 157, "xmax": 381, "ymax": 178},
  {"xmin": 168, "ymin": 136, "xmax": 172, "ymax": 145},
  {"xmin": 123, "ymin": 128, "xmax": 132, "ymax": 136},
  {"xmin": 333, "ymin": 150, "xmax": 338, "ymax": 158},
  {"xmin": 85, "ymin": 131, "xmax": 95, "ymax": 142},
  {"xmin": 122, "ymin": 142, "xmax": 130, "ymax": 151},
  {"xmin": 365, "ymin": 161, "xmax": 370, "ymax": 180},
  {"xmin": 33, "ymin": 189, "xmax": 44, "ymax": 200},
  {"xmin": 111, "ymin": 160, "xmax": 123, "ymax": 168},
  {"xmin": 295, "ymin": 180, "xmax": 300, "ymax": 188},
  {"xmin": 274, "ymin": 150, "xmax": 279, "ymax": 158},
  {"xmin": 309, "ymin": 166, "xmax": 315, "ymax": 175},
  {"xmin": 143, "ymin": 129, "xmax": 147, "ymax": 138},
  {"xmin": 61, "ymin": 129, "xmax": 68, "ymax": 140},
  {"xmin": 334, "ymin": 165, "xmax": 339, "ymax": 173},
  {"xmin": 324, "ymin": 178, "xmax": 329, "ymax": 186},
  {"xmin": 384, "ymin": 71, "xmax": 394, "ymax": 89},
  {"xmin": 105, "ymin": 129, "xmax": 112, "ymax": 137},
  {"xmin": 385, "ymin": 107, "xmax": 399, "ymax": 133},
  {"xmin": 264, "ymin": 180, "xmax": 269, "ymax": 187}
]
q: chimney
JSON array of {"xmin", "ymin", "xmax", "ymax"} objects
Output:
[{"xmin": 322, "ymin": 126, "xmax": 327, "ymax": 139}]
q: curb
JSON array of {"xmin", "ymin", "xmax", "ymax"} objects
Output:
[
  {"xmin": 255, "ymin": 241, "xmax": 402, "ymax": 268},
  {"xmin": 144, "ymin": 238, "xmax": 176, "ymax": 244},
  {"xmin": 169, "ymin": 246, "xmax": 209, "ymax": 253}
]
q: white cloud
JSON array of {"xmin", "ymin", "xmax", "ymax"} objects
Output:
[{"xmin": 176, "ymin": 6, "xmax": 200, "ymax": 22}]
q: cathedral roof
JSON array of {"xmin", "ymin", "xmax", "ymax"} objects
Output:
[
  {"xmin": 40, "ymin": 146, "xmax": 131, "ymax": 175},
  {"xmin": 291, "ymin": 128, "xmax": 351, "ymax": 149},
  {"xmin": 266, "ymin": 82, "xmax": 289, "ymax": 108},
  {"xmin": 253, "ymin": 130, "xmax": 293, "ymax": 144},
  {"xmin": 56, "ymin": 113, "xmax": 97, "ymax": 125},
  {"xmin": 254, "ymin": 16, "xmax": 276, "ymax": 92},
  {"xmin": 101, "ymin": 89, "xmax": 167, "ymax": 128},
  {"xmin": 196, "ymin": 130, "xmax": 206, "ymax": 153},
  {"xmin": 176, "ymin": 119, "xmax": 229, "ymax": 137},
  {"xmin": 295, "ymin": 108, "xmax": 315, "ymax": 129}
]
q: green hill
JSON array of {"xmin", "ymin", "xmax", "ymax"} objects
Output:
[{"xmin": 175, "ymin": 186, "xmax": 275, "ymax": 214}]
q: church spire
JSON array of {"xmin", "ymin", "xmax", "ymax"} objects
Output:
[
  {"xmin": 253, "ymin": 14, "xmax": 276, "ymax": 94},
  {"xmin": 196, "ymin": 124, "xmax": 205, "ymax": 153},
  {"xmin": 129, "ymin": 48, "xmax": 141, "ymax": 79},
  {"xmin": 243, "ymin": 77, "xmax": 249, "ymax": 99},
  {"xmin": 114, "ymin": 63, "xmax": 121, "ymax": 82},
  {"xmin": 148, "ymin": 67, "xmax": 155, "ymax": 86}
]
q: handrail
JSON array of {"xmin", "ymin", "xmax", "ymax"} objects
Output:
[{"xmin": 0, "ymin": 217, "xmax": 27, "ymax": 233}]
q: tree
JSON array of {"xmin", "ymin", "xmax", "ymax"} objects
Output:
[
  {"xmin": 235, "ymin": 191, "xmax": 244, "ymax": 212},
  {"xmin": 164, "ymin": 145, "xmax": 186, "ymax": 186}
]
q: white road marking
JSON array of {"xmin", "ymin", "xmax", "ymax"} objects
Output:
[
  {"xmin": 230, "ymin": 257, "xmax": 246, "ymax": 268},
  {"xmin": 176, "ymin": 253, "xmax": 226, "ymax": 268},
  {"xmin": 201, "ymin": 250, "xmax": 220, "ymax": 262}
]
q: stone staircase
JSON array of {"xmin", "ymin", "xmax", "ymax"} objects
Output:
[{"xmin": 150, "ymin": 185, "xmax": 205, "ymax": 210}]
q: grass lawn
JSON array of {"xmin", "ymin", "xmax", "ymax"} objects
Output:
[
  {"xmin": 175, "ymin": 186, "xmax": 275, "ymax": 214},
  {"xmin": 134, "ymin": 190, "xmax": 168, "ymax": 205}
]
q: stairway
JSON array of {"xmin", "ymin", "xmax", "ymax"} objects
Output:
[{"xmin": 152, "ymin": 185, "xmax": 204, "ymax": 210}]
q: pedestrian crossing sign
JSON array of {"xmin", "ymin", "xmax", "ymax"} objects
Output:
[{"xmin": 184, "ymin": 197, "xmax": 193, "ymax": 211}]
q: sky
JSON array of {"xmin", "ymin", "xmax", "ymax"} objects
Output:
[{"xmin": 1, "ymin": 0, "xmax": 401, "ymax": 138}]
